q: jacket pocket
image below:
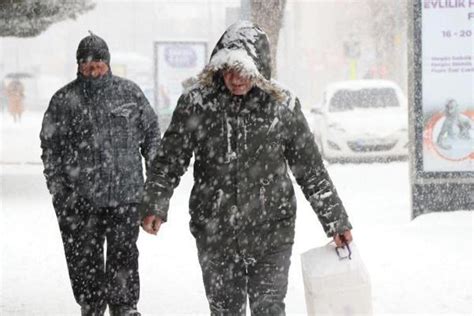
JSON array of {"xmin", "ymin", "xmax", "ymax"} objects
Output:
[
  {"xmin": 110, "ymin": 109, "xmax": 131, "ymax": 149},
  {"xmin": 259, "ymin": 176, "xmax": 296, "ymax": 222},
  {"xmin": 189, "ymin": 187, "xmax": 223, "ymax": 238}
]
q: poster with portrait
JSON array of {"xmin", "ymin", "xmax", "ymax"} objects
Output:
[
  {"xmin": 421, "ymin": 2, "xmax": 474, "ymax": 172},
  {"xmin": 154, "ymin": 41, "xmax": 208, "ymax": 129}
]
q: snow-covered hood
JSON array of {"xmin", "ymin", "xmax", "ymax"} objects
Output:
[
  {"xmin": 210, "ymin": 20, "xmax": 271, "ymax": 79},
  {"xmin": 195, "ymin": 20, "xmax": 287, "ymax": 101}
]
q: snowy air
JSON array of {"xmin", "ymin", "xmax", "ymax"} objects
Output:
[{"xmin": 0, "ymin": 1, "xmax": 472, "ymax": 315}]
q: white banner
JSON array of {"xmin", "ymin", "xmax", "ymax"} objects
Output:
[{"xmin": 154, "ymin": 41, "xmax": 207, "ymax": 116}]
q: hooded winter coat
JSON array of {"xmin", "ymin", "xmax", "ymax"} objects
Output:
[
  {"xmin": 40, "ymin": 39, "xmax": 160, "ymax": 207},
  {"xmin": 142, "ymin": 21, "xmax": 351, "ymax": 254}
]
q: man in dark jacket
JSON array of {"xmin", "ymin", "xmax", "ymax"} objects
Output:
[
  {"xmin": 40, "ymin": 33, "xmax": 160, "ymax": 316},
  {"xmin": 141, "ymin": 21, "xmax": 352, "ymax": 315}
]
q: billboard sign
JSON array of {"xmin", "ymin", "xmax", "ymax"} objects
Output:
[
  {"xmin": 154, "ymin": 41, "xmax": 208, "ymax": 129},
  {"xmin": 410, "ymin": 0, "xmax": 474, "ymax": 218},
  {"xmin": 416, "ymin": 1, "xmax": 474, "ymax": 176}
]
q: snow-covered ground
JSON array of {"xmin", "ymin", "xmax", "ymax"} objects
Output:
[
  {"xmin": 1, "ymin": 111, "xmax": 43, "ymax": 164},
  {"xmin": 1, "ymin": 112, "xmax": 473, "ymax": 315}
]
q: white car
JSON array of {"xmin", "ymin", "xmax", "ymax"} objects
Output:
[{"xmin": 311, "ymin": 80, "xmax": 408, "ymax": 162}]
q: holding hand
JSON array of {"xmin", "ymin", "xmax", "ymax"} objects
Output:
[
  {"xmin": 142, "ymin": 215, "xmax": 163, "ymax": 235},
  {"xmin": 333, "ymin": 230, "xmax": 353, "ymax": 247}
]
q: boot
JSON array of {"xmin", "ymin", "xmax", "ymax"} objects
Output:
[{"xmin": 109, "ymin": 305, "xmax": 141, "ymax": 316}]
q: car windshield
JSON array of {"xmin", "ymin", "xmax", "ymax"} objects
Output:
[{"xmin": 329, "ymin": 88, "xmax": 399, "ymax": 112}]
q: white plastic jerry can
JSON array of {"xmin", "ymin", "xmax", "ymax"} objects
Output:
[{"xmin": 301, "ymin": 242, "xmax": 373, "ymax": 316}]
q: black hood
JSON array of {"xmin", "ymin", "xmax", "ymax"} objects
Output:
[
  {"xmin": 210, "ymin": 20, "xmax": 271, "ymax": 79},
  {"xmin": 194, "ymin": 21, "xmax": 288, "ymax": 102}
]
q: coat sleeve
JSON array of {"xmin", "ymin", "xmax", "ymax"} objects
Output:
[
  {"xmin": 40, "ymin": 93, "xmax": 70, "ymax": 198},
  {"xmin": 139, "ymin": 93, "xmax": 195, "ymax": 221},
  {"xmin": 137, "ymin": 88, "xmax": 161, "ymax": 176},
  {"xmin": 283, "ymin": 98, "xmax": 352, "ymax": 237}
]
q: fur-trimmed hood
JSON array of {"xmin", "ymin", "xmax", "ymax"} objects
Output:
[{"xmin": 195, "ymin": 20, "xmax": 288, "ymax": 102}]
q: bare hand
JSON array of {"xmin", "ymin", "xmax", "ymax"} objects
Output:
[
  {"xmin": 142, "ymin": 215, "xmax": 162, "ymax": 235},
  {"xmin": 334, "ymin": 230, "xmax": 353, "ymax": 247}
]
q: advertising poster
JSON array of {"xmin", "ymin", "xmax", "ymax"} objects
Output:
[
  {"xmin": 421, "ymin": 1, "xmax": 474, "ymax": 172},
  {"xmin": 154, "ymin": 41, "xmax": 207, "ymax": 128}
]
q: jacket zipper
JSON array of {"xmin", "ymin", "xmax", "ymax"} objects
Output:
[{"xmin": 259, "ymin": 178, "xmax": 270, "ymax": 216}]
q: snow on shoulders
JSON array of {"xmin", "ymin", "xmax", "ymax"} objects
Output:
[
  {"xmin": 180, "ymin": 77, "xmax": 215, "ymax": 110},
  {"xmin": 181, "ymin": 76, "xmax": 200, "ymax": 95},
  {"xmin": 270, "ymin": 79, "xmax": 296, "ymax": 111}
]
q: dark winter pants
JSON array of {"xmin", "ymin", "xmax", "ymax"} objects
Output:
[
  {"xmin": 197, "ymin": 238, "xmax": 292, "ymax": 316},
  {"xmin": 53, "ymin": 195, "xmax": 140, "ymax": 313}
]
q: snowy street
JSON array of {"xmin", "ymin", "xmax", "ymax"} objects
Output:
[
  {"xmin": 1, "ymin": 112, "xmax": 472, "ymax": 315},
  {"xmin": 1, "ymin": 1, "xmax": 473, "ymax": 315}
]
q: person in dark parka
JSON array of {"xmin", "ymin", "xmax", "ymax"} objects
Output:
[
  {"xmin": 40, "ymin": 33, "xmax": 160, "ymax": 316},
  {"xmin": 141, "ymin": 21, "xmax": 352, "ymax": 315}
]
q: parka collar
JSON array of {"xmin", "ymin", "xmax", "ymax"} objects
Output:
[{"xmin": 77, "ymin": 71, "xmax": 112, "ymax": 97}]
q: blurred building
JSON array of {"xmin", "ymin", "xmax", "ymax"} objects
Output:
[
  {"xmin": 0, "ymin": 0, "xmax": 407, "ymax": 111},
  {"xmin": 278, "ymin": 0, "xmax": 408, "ymax": 107},
  {"xmin": 0, "ymin": 0, "xmax": 240, "ymax": 111}
]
